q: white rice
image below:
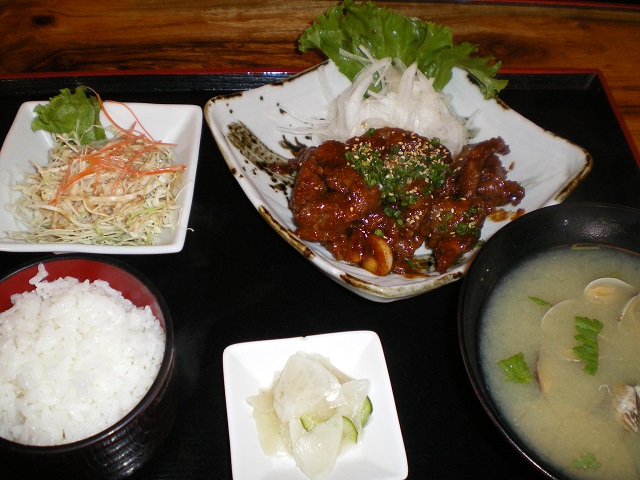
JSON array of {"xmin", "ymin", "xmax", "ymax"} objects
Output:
[{"xmin": 0, "ymin": 264, "xmax": 165, "ymax": 446}]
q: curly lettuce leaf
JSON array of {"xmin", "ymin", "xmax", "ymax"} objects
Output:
[
  {"xmin": 298, "ymin": 0, "xmax": 507, "ymax": 98},
  {"xmin": 32, "ymin": 87, "xmax": 106, "ymax": 145}
]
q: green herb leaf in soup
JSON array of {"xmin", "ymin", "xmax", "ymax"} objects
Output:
[
  {"xmin": 571, "ymin": 452, "xmax": 601, "ymax": 470},
  {"xmin": 497, "ymin": 352, "xmax": 533, "ymax": 384},
  {"xmin": 528, "ymin": 296, "xmax": 552, "ymax": 306},
  {"xmin": 572, "ymin": 316, "xmax": 603, "ymax": 376}
]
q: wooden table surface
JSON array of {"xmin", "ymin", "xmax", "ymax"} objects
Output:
[
  {"xmin": 1, "ymin": 0, "xmax": 639, "ymax": 158},
  {"xmin": 0, "ymin": 3, "xmax": 639, "ymax": 479}
]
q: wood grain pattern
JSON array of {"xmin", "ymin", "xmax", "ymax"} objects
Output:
[{"xmin": 1, "ymin": 0, "xmax": 639, "ymax": 153}]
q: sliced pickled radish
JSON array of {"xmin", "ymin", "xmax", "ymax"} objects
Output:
[
  {"xmin": 290, "ymin": 413, "xmax": 343, "ymax": 480},
  {"xmin": 273, "ymin": 353, "xmax": 343, "ymax": 423}
]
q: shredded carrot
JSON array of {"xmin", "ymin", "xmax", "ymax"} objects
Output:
[
  {"xmin": 85, "ymin": 86, "xmax": 155, "ymax": 141},
  {"xmin": 48, "ymin": 91, "xmax": 182, "ymax": 206}
]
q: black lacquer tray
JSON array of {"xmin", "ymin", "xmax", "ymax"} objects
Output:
[{"xmin": 0, "ymin": 69, "xmax": 638, "ymax": 479}]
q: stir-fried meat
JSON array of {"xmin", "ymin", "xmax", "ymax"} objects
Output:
[
  {"xmin": 455, "ymin": 138, "xmax": 524, "ymax": 205},
  {"xmin": 289, "ymin": 127, "xmax": 524, "ymax": 275},
  {"xmin": 290, "ymin": 140, "xmax": 382, "ymax": 241}
]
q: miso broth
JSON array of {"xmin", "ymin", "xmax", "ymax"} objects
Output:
[{"xmin": 480, "ymin": 246, "xmax": 640, "ymax": 479}]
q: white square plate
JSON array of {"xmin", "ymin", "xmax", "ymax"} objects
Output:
[
  {"xmin": 222, "ymin": 331, "xmax": 408, "ymax": 480},
  {"xmin": 205, "ymin": 61, "xmax": 592, "ymax": 302},
  {"xmin": 0, "ymin": 100, "xmax": 203, "ymax": 254}
]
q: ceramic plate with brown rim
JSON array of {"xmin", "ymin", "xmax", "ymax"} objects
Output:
[{"xmin": 205, "ymin": 61, "xmax": 592, "ymax": 302}]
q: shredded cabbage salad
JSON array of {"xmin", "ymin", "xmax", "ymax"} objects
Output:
[{"xmin": 8, "ymin": 89, "xmax": 185, "ymax": 246}]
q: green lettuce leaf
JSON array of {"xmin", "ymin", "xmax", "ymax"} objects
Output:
[
  {"xmin": 32, "ymin": 87, "xmax": 106, "ymax": 144},
  {"xmin": 298, "ymin": 0, "xmax": 507, "ymax": 98}
]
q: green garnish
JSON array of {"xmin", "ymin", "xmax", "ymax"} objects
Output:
[
  {"xmin": 570, "ymin": 244, "xmax": 600, "ymax": 251},
  {"xmin": 528, "ymin": 296, "xmax": 552, "ymax": 306},
  {"xmin": 466, "ymin": 204, "xmax": 480, "ymax": 215},
  {"xmin": 497, "ymin": 352, "xmax": 533, "ymax": 384},
  {"xmin": 298, "ymin": 0, "xmax": 507, "ymax": 98},
  {"xmin": 427, "ymin": 162, "xmax": 450, "ymax": 189},
  {"xmin": 345, "ymin": 137, "xmax": 448, "ymax": 206},
  {"xmin": 32, "ymin": 87, "xmax": 106, "ymax": 145},
  {"xmin": 361, "ymin": 396, "xmax": 373, "ymax": 426},
  {"xmin": 454, "ymin": 222, "xmax": 478, "ymax": 236},
  {"xmin": 572, "ymin": 316, "xmax": 603, "ymax": 376},
  {"xmin": 571, "ymin": 453, "xmax": 601, "ymax": 470}
]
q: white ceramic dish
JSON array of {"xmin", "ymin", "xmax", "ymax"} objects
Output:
[
  {"xmin": 205, "ymin": 61, "xmax": 592, "ymax": 302},
  {"xmin": 0, "ymin": 100, "xmax": 202, "ymax": 254},
  {"xmin": 222, "ymin": 331, "xmax": 408, "ymax": 480}
]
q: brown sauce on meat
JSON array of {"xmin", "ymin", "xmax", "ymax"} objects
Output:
[{"xmin": 289, "ymin": 127, "xmax": 525, "ymax": 276}]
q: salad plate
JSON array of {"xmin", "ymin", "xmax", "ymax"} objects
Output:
[
  {"xmin": 0, "ymin": 100, "xmax": 202, "ymax": 254},
  {"xmin": 205, "ymin": 60, "xmax": 592, "ymax": 302},
  {"xmin": 222, "ymin": 330, "xmax": 408, "ymax": 480}
]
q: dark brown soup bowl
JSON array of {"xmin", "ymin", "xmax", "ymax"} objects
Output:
[
  {"xmin": 0, "ymin": 255, "xmax": 178, "ymax": 479},
  {"xmin": 458, "ymin": 202, "xmax": 640, "ymax": 479}
]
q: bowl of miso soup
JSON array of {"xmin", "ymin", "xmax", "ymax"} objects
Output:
[{"xmin": 459, "ymin": 202, "xmax": 640, "ymax": 479}]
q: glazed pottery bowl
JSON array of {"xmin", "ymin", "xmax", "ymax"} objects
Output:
[
  {"xmin": 0, "ymin": 255, "xmax": 178, "ymax": 479},
  {"xmin": 458, "ymin": 202, "xmax": 640, "ymax": 479}
]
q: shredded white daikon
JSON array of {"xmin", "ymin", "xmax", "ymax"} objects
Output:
[{"xmin": 282, "ymin": 55, "xmax": 468, "ymax": 157}]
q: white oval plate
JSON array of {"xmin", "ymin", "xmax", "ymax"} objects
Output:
[{"xmin": 205, "ymin": 61, "xmax": 592, "ymax": 302}]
